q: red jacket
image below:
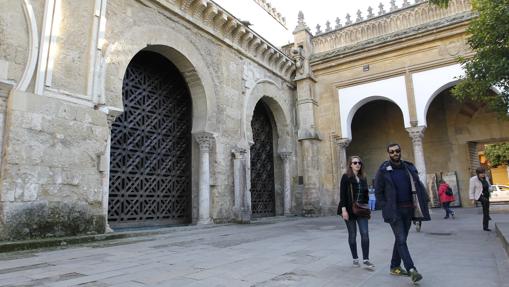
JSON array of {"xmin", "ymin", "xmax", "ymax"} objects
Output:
[{"xmin": 438, "ymin": 183, "xmax": 455, "ymax": 203}]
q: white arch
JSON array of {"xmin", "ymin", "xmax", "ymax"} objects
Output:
[
  {"xmin": 103, "ymin": 25, "xmax": 217, "ymax": 133},
  {"xmin": 413, "ymin": 64, "xmax": 465, "ymax": 127},
  {"xmin": 338, "ymin": 76, "xmax": 410, "ymax": 139}
]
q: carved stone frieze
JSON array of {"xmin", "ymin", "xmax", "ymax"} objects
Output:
[
  {"xmin": 148, "ymin": 0, "xmax": 295, "ymax": 80},
  {"xmin": 311, "ymin": 0, "xmax": 472, "ymax": 55}
]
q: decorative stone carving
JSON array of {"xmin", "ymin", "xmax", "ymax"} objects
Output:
[
  {"xmin": 356, "ymin": 10, "xmax": 363, "ymax": 22},
  {"xmin": 345, "ymin": 13, "xmax": 352, "ymax": 25},
  {"xmin": 311, "ymin": 0, "xmax": 472, "ymax": 55},
  {"xmin": 294, "ymin": 10, "xmax": 309, "ymax": 32},
  {"xmin": 378, "ymin": 3, "xmax": 386, "ymax": 15},
  {"xmin": 390, "ymin": 0, "xmax": 398, "ymax": 11},
  {"xmin": 367, "ymin": 6, "xmax": 374, "ymax": 19},
  {"xmin": 290, "ymin": 46, "xmax": 305, "ymax": 75},
  {"xmin": 335, "ymin": 17, "xmax": 342, "ymax": 29},
  {"xmin": 315, "ymin": 24, "xmax": 322, "ymax": 35},
  {"xmin": 325, "ymin": 20, "xmax": 331, "ymax": 32}
]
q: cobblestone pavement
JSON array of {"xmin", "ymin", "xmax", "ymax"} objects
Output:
[{"xmin": 1, "ymin": 208, "xmax": 509, "ymax": 287}]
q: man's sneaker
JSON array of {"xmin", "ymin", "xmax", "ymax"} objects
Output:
[
  {"xmin": 353, "ymin": 259, "xmax": 360, "ymax": 267},
  {"xmin": 409, "ymin": 268, "xmax": 423, "ymax": 283},
  {"xmin": 363, "ymin": 260, "xmax": 375, "ymax": 270},
  {"xmin": 390, "ymin": 266, "xmax": 409, "ymax": 276}
]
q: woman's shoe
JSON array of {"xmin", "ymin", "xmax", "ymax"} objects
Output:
[
  {"xmin": 363, "ymin": 260, "xmax": 375, "ymax": 270},
  {"xmin": 353, "ymin": 259, "xmax": 360, "ymax": 267}
]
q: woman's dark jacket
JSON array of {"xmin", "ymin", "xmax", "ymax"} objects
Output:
[
  {"xmin": 337, "ymin": 173, "xmax": 369, "ymax": 218},
  {"xmin": 375, "ymin": 160, "xmax": 431, "ymax": 223}
]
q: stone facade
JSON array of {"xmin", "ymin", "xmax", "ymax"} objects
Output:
[{"xmin": 0, "ymin": 0, "xmax": 507, "ymax": 240}]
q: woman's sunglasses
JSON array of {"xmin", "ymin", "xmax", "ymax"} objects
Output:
[{"xmin": 352, "ymin": 161, "xmax": 362, "ymax": 165}]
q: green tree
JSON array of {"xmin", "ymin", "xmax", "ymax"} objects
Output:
[
  {"xmin": 485, "ymin": 143, "xmax": 509, "ymax": 167},
  {"xmin": 429, "ymin": 0, "xmax": 509, "ymax": 117}
]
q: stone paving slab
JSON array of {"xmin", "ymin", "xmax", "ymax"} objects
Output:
[{"xmin": 0, "ymin": 207, "xmax": 508, "ymax": 286}]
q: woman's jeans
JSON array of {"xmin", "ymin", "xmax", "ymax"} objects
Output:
[
  {"xmin": 389, "ymin": 207, "xmax": 415, "ymax": 271},
  {"xmin": 344, "ymin": 217, "xmax": 369, "ymax": 260},
  {"xmin": 442, "ymin": 201, "xmax": 454, "ymax": 218}
]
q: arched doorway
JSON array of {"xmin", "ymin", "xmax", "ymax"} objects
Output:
[
  {"xmin": 250, "ymin": 101, "xmax": 276, "ymax": 218},
  {"xmin": 347, "ymin": 100, "xmax": 412, "ymax": 183},
  {"xmin": 108, "ymin": 51, "xmax": 193, "ymax": 227}
]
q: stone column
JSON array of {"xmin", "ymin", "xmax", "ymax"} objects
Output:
[
  {"xmin": 406, "ymin": 126, "xmax": 427, "ymax": 185},
  {"xmin": 195, "ymin": 132, "xmax": 214, "ymax": 224},
  {"xmin": 335, "ymin": 138, "xmax": 351, "ymax": 175},
  {"xmin": 279, "ymin": 151, "xmax": 293, "ymax": 215},
  {"xmin": 232, "ymin": 146, "xmax": 248, "ymax": 222}
]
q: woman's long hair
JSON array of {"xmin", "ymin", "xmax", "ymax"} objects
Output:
[{"xmin": 346, "ymin": 155, "xmax": 365, "ymax": 179}]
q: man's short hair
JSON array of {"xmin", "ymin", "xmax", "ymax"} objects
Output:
[
  {"xmin": 475, "ymin": 167, "xmax": 486, "ymax": 175},
  {"xmin": 386, "ymin": 143, "xmax": 400, "ymax": 152}
]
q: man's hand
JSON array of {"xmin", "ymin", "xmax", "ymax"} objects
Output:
[
  {"xmin": 342, "ymin": 210, "xmax": 349, "ymax": 221},
  {"xmin": 472, "ymin": 200, "xmax": 476, "ymax": 206}
]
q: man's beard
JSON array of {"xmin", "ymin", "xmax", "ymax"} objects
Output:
[{"xmin": 390, "ymin": 154, "xmax": 401, "ymax": 163}]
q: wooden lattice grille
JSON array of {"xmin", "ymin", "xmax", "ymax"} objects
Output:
[
  {"xmin": 250, "ymin": 103, "xmax": 276, "ymax": 218},
  {"xmin": 108, "ymin": 51, "xmax": 192, "ymax": 227}
]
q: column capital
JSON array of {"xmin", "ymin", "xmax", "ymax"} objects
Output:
[
  {"xmin": 194, "ymin": 132, "xmax": 214, "ymax": 150},
  {"xmin": 406, "ymin": 126, "xmax": 426, "ymax": 142},
  {"xmin": 335, "ymin": 137, "xmax": 351, "ymax": 148},
  {"xmin": 279, "ymin": 151, "xmax": 293, "ymax": 161},
  {"xmin": 232, "ymin": 146, "xmax": 247, "ymax": 159}
]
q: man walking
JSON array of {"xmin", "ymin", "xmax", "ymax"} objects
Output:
[
  {"xmin": 375, "ymin": 143, "xmax": 430, "ymax": 284},
  {"xmin": 469, "ymin": 167, "xmax": 492, "ymax": 231}
]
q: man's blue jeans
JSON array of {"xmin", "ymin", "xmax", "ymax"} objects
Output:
[{"xmin": 389, "ymin": 207, "xmax": 415, "ymax": 271}]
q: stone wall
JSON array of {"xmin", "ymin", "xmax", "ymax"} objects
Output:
[{"xmin": 0, "ymin": 0, "xmax": 297, "ymax": 239}]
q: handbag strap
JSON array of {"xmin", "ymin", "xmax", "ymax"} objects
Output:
[{"xmin": 350, "ymin": 179, "xmax": 362, "ymax": 203}]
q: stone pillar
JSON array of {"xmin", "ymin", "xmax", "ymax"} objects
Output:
[
  {"xmin": 292, "ymin": 12, "xmax": 322, "ymax": 216},
  {"xmin": 279, "ymin": 151, "xmax": 292, "ymax": 215},
  {"xmin": 406, "ymin": 126, "xmax": 427, "ymax": 185},
  {"xmin": 194, "ymin": 132, "xmax": 214, "ymax": 224},
  {"xmin": 335, "ymin": 138, "xmax": 351, "ymax": 175},
  {"xmin": 232, "ymin": 146, "xmax": 250, "ymax": 222}
]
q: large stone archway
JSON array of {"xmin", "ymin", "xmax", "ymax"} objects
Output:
[
  {"xmin": 108, "ymin": 51, "xmax": 193, "ymax": 228},
  {"xmin": 424, "ymin": 88, "xmax": 509, "ymax": 206},
  {"xmin": 102, "ymin": 26, "xmax": 218, "ymax": 226},
  {"xmin": 103, "ymin": 25, "xmax": 217, "ymax": 134},
  {"xmin": 347, "ymin": 100, "xmax": 413, "ymax": 183},
  {"xmin": 235, "ymin": 80, "xmax": 294, "ymax": 220}
]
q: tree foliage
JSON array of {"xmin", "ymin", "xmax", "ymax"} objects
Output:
[
  {"xmin": 430, "ymin": 0, "xmax": 509, "ymax": 117},
  {"xmin": 485, "ymin": 143, "xmax": 509, "ymax": 167}
]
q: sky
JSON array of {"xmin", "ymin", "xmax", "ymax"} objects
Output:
[{"xmin": 213, "ymin": 0, "xmax": 415, "ymax": 47}]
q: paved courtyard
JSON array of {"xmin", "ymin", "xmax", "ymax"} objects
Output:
[{"xmin": 1, "ymin": 208, "xmax": 509, "ymax": 287}]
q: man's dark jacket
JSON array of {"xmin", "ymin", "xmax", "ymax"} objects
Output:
[{"xmin": 375, "ymin": 160, "xmax": 431, "ymax": 223}]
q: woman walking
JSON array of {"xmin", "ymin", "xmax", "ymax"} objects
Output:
[
  {"xmin": 438, "ymin": 179, "xmax": 455, "ymax": 219},
  {"xmin": 337, "ymin": 156, "xmax": 375, "ymax": 270}
]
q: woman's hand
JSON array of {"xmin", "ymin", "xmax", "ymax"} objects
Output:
[{"xmin": 342, "ymin": 210, "xmax": 349, "ymax": 221}]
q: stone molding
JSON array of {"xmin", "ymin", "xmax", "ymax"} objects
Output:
[
  {"xmin": 194, "ymin": 132, "xmax": 214, "ymax": 151},
  {"xmin": 279, "ymin": 151, "xmax": 292, "ymax": 160},
  {"xmin": 406, "ymin": 126, "xmax": 426, "ymax": 143},
  {"xmin": 311, "ymin": 0, "xmax": 472, "ymax": 55},
  {"xmin": 148, "ymin": 0, "xmax": 295, "ymax": 80}
]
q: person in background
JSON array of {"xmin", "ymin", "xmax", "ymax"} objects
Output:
[
  {"xmin": 337, "ymin": 156, "xmax": 375, "ymax": 270},
  {"xmin": 438, "ymin": 179, "xmax": 455, "ymax": 219},
  {"xmin": 368, "ymin": 185, "xmax": 376, "ymax": 211},
  {"xmin": 469, "ymin": 167, "xmax": 492, "ymax": 231}
]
